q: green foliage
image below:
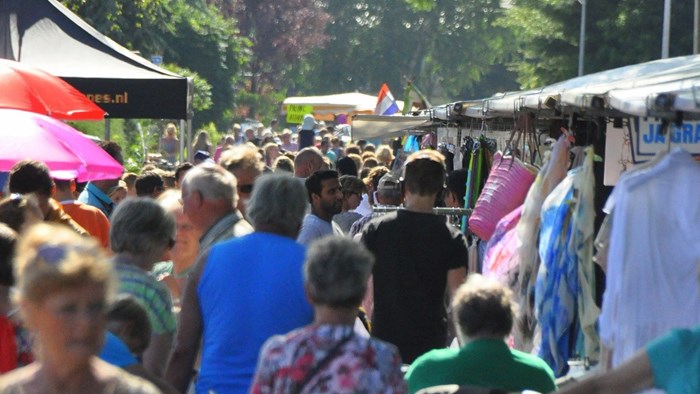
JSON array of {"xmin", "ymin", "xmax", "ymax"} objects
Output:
[
  {"xmin": 162, "ymin": 64, "xmax": 213, "ymax": 113},
  {"xmin": 292, "ymin": 0, "xmax": 516, "ymax": 103},
  {"xmin": 61, "ymin": 0, "xmax": 247, "ymax": 130},
  {"xmin": 162, "ymin": 1, "xmax": 248, "ymax": 130},
  {"xmin": 404, "ymin": 0, "xmax": 434, "ymax": 11},
  {"xmin": 235, "ymin": 89, "xmax": 286, "ymax": 126},
  {"xmin": 230, "ymin": 0, "xmax": 331, "ymax": 117},
  {"xmin": 501, "ymin": 0, "xmax": 695, "ymax": 89}
]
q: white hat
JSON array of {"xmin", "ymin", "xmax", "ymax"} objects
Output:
[{"xmin": 301, "ymin": 114, "xmax": 315, "ymax": 130}]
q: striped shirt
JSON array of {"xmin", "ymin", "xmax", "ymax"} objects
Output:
[{"xmin": 114, "ymin": 261, "xmax": 176, "ymax": 335}]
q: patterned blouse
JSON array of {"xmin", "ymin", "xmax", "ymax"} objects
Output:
[{"xmin": 251, "ymin": 324, "xmax": 407, "ymax": 394}]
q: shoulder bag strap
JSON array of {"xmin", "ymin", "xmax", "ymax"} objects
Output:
[{"xmin": 292, "ymin": 334, "xmax": 354, "ymax": 394}]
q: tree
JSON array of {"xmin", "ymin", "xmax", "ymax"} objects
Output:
[
  {"xmin": 293, "ymin": 0, "xmax": 516, "ymax": 104},
  {"xmin": 501, "ymin": 0, "xmax": 695, "ymax": 89},
  {"xmin": 228, "ymin": 0, "xmax": 331, "ymax": 118},
  {"xmin": 61, "ymin": 0, "xmax": 246, "ymax": 130}
]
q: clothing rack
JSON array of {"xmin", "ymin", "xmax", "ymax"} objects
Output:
[{"xmin": 372, "ymin": 206, "xmax": 472, "ymax": 216}]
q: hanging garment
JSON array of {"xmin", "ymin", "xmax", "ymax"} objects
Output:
[
  {"xmin": 483, "ymin": 205, "xmax": 523, "ymax": 286},
  {"xmin": 600, "ymin": 147, "xmax": 700, "ymax": 369},
  {"xmin": 514, "ymin": 135, "xmax": 571, "ymax": 351},
  {"xmin": 535, "ymin": 146, "xmax": 599, "ymax": 377}
]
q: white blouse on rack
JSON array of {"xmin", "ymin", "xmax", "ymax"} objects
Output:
[{"xmin": 600, "ymin": 147, "xmax": 700, "ymax": 368}]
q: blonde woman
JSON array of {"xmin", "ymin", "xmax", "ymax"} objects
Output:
[
  {"xmin": 160, "ymin": 123, "xmax": 180, "ymax": 164},
  {"xmin": 0, "ymin": 223, "xmax": 158, "ymax": 393}
]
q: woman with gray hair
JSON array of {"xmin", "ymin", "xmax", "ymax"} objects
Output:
[
  {"xmin": 166, "ymin": 173, "xmax": 314, "ymax": 393},
  {"xmin": 110, "ymin": 198, "xmax": 176, "ymax": 378},
  {"xmin": 251, "ymin": 237, "xmax": 407, "ymax": 394}
]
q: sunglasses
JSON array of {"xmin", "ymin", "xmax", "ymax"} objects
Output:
[{"xmin": 35, "ymin": 244, "xmax": 92, "ymax": 265}]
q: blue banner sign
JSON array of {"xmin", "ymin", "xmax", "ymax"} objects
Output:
[{"xmin": 630, "ymin": 117, "xmax": 700, "ymax": 163}]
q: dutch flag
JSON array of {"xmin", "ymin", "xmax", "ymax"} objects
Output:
[{"xmin": 374, "ymin": 83, "xmax": 400, "ymax": 115}]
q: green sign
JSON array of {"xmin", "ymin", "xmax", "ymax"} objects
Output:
[{"xmin": 286, "ymin": 104, "xmax": 314, "ymax": 124}]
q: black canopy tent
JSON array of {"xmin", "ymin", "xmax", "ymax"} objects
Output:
[{"xmin": 0, "ymin": 0, "xmax": 194, "ymax": 156}]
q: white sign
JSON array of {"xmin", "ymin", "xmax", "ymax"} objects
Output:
[
  {"xmin": 604, "ymin": 123, "xmax": 633, "ymax": 186},
  {"xmin": 629, "ymin": 117, "xmax": 700, "ymax": 163}
]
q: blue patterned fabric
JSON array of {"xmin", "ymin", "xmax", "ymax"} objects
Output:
[{"xmin": 535, "ymin": 171, "xmax": 579, "ymax": 377}]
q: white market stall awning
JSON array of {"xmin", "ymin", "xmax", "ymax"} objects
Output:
[
  {"xmin": 282, "ymin": 92, "xmax": 405, "ymax": 116},
  {"xmin": 560, "ymin": 55, "xmax": 700, "ymax": 109},
  {"xmin": 481, "ymin": 54, "xmax": 700, "ymax": 118},
  {"xmin": 483, "ymin": 90, "xmax": 541, "ymax": 117},
  {"xmin": 351, "ymin": 114, "xmax": 432, "ymax": 141},
  {"xmin": 607, "ymin": 78, "xmax": 700, "ymax": 116}
]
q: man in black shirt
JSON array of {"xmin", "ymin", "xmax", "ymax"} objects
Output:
[{"xmin": 361, "ymin": 150, "xmax": 468, "ymax": 363}]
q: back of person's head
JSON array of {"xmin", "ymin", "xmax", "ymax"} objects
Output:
[
  {"xmin": 361, "ymin": 151, "xmax": 376, "ymax": 161},
  {"xmin": 446, "ymin": 168, "xmax": 469, "ymax": 207},
  {"xmin": 14, "ymin": 223, "xmax": 113, "ymax": 304},
  {"xmin": 272, "ymin": 156, "xmax": 295, "ymax": 173},
  {"xmin": 367, "ymin": 166, "xmax": 390, "ymax": 191},
  {"xmin": 362, "ymin": 157, "xmax": 378, "ymax": 170},
  {"xmin": 345, "ymin": 145, "xmax": 361, "ymax": 156},
  {"xmin": 8, "ymin": 160, "xmax": 53, "ymax": 197},
  {"xmin": 0, "ymin": 223, "xmax": 17, "ymax": 287},
  {"xmin": 452, "ymin": 274, "xmax": 516, "ymax": 341},
  {"xmin": 304, "ymin": 236, "xmax": 374, "ymax": 308},
  {"xmin": 98, "ymin": 140, "xmax": 124, "ymax": 166},
  {"xmin": 403, "ymin": 150, "xmax": 447, "ymax": 196},
  {"xmin": 109, "ymin": 198, "xmax": 175, "ymax": 258},
  {"xmin": 347, "ymin": 153, "xmax": 363, "ymax": 172},
  {"xmin": 180, "ymin": 163, "xmax": 237, "ymax": 205},
  {"xmin": 141, "ymin": 164, "xmax": 157, "ymax": 173},
  {"xmin": 363, "ymin": 143, "xmax": 376, "ymax": 153},
  {"xmin": 338, "ymin": 175, "xmax": 365, "ymax": 197},
  {"xmin": 305, "ymin": 170, "xmax": 339, "ymax": 203},
  {"xmin": 195, "ymin": 130, "xmax": 209, "ymax": 143},
  {"xmin": 174, "ymin": 162, "xmax": 194, "ymax": 186},
  {"xmin": 376, "ymin": 173, "xmax": 402, "ymax": 203},
  {"xmin": 336, "ymin": 156, "xmax": 358, "ymax": 177},
  {"xmin": 135, "ymin": 171, "xmax": 165, "ymax": 197},
  {"xmin": 294, "ymin": 147, "xmax": 325, "ymax": 177},
  {"xmin": 106, "ymin": 295, "xmax": 151, "ymax": 356},
  {"xmin": 375, "ymin": 144, "xmax": 395, "ymax": 165},
  {"xmin": 121, "ymin": 172, "xmax": 138, "ymax": 189},
  {"xmin": 219, "ymin": 145, "xmax": 264, "ymax": 175},
  {"xmin": 0, "ymin": 194, "xmax": 43, "ymax": 233},
  {"xmin": 246, "ymin": 173, "xmax": 308, "ymax": 235}
]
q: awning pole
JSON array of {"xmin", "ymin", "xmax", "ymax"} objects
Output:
[
  {"xmin": 179, "ymin": 119, "xmax": 186, "ymax": 163},
  {"xmin": 662, "ymin": 0, "xmax": 671, "ymax": 58},
  {"xmin": 104, "ymin": 118, "xmax": 111, "ymax": 140},
  {"xmin": 694, "ymin": 0, "xmax": 700, "ymax": 54},
  {"xmin": 186, "ymin": 119, "xmax": 193, "ymax": 162}
]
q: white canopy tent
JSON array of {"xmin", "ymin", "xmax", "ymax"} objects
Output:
[
  {"xmin": 351, "ymin": 114, "xmax": 431, "ymax": 141},
  {"xmin": 282, "ymin": 92, "xmax": 406, "ymax": 121}
]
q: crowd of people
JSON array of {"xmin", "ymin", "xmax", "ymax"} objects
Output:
[{"xmin": 0, "ymin": 118, "xmax": 694, "ymax": 394}]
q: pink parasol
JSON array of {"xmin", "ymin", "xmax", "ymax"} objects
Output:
[{"xmin": 0, "ymin": 109, "xmax": 122, "ymax": 181}]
